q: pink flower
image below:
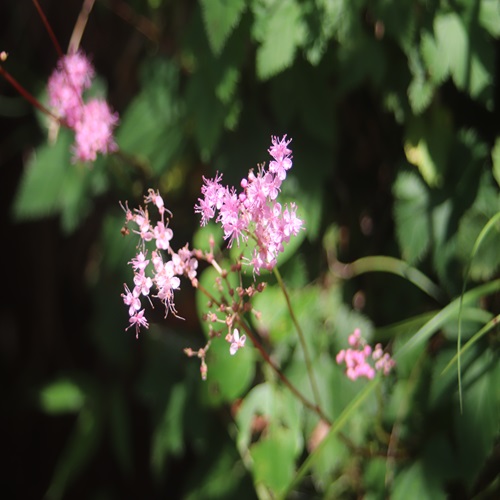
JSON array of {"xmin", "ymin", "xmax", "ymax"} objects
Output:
[
  {"xmin": 121, "ymin": 284, "xmax": 141, "ymax": 316},
  {"xmin": 48, "ymin": 52, "xmax": 95, "ymax": 126},
  {"xmin": 337, "ymin": 329, "xmax": 395, "ymax": 381},
  {"xmin": 153, "ymin": 221, "xmax": 173, "ymax": 250},
  {"xmin": 228, "ymin": 329, "xmax": 246, "ymax": 355},
  {"xmin": 126, "ymin": 309, "xmax": 149, "ymax": 339},
  {"xmin": 195, "ymin": 135, "xmax": 304, "ymax": 275},
  {"xmin": 47, "ymin": 51, "xmax": 119, "ymax": 162},
  {"xmin": 73, "ymin": 98, "xmax": 118, "ymax": 162}
]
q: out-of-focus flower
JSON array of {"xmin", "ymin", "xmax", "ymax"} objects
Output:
[{"xmin": 336, "ymin": 329, "xmax": 395, "ymax": 381}]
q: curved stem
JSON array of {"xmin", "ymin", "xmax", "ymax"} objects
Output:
[
  {"xmin": 237, "ymin": 318, "xmax": 331, "ymax": 425},
  {"xmin": 68, "ymin": 0, "xmax": 96, "ymax": 54},
  {"xmin": 273, "ymin": 267, "xmax": 323, "ymax": 410}
]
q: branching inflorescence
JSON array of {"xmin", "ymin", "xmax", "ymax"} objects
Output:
[
  {"xmin": 121, "ymin": 135, "xmax": 303, "ymax": 378},
  {"xmin": 121, "ymin": 135, "xmax": 394, "ymax": 384}
]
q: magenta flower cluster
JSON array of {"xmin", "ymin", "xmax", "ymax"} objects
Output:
[
  {"xmin": 47, "ymin": 51, "xmax": 118, "ymax": 162},
  {"xmin": 195, "ymin": 135, "xmax": 303, "ymax": 274},
  {"xmin": 336, "ymin": 329, "xmax": 395, "ymax": 381},
  {"xmin": 121, "ymin": 189, "xmax": 198, "ymax": 338}
]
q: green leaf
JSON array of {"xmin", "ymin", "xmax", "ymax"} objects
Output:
[
  {"xmin": 404, "ymin": 107, "xmax": 453, "ymax": 187},
  {"xmin": 251, "ymin": 285, "xmax": 293, "ymax": 343},
  {"xmin": 479, "ymin": 0, "xmax": 500, "ymax": 36},
  {"xmin": 253, "ymin": 0, "xmax": 306, "ymax": 80},
  {"xmin": 250, "ymin": 430, "xmax": 297, "ymax": 496},
  {"xmin": 39, "ymin": 379, "xmax": 85, "ymax": 414},
  {"xmin": 491, "ymin": 137, "xmax": 500, "ymax": 188},
  {"xmin": 423, "ymin": 12, "xmax": 493, "ymax": 104},
  {"xmin": 454, "ymin": 350, "xmax": 500, "ymax": 487},
  {"xmin": 458, "ymin": 209, "xmax": 500, "ymax": 281},
  {"xmin": 13, "ymin": 130, "xmax": 72, "ymax": 221},
  {"xmin": 116, "ymin": 58, "xmax": 184, "ymax": 174},
  {"xmin": 151, "ymin": 382, "xmax": 187, "ymax": 476},
  {"xmin": 393, "ymin": 461, "xmax": 446, "ymax": 500},
  {"xmin": 45, "ymin": 407, "xmax": 102, "ymax": 500},
  {"xmin": 201, "ymin": 0, "xmax": 246, "ymax": 55},
  {"xmin": 202, "ymin": 335, "xmax": 255, "ymax": 405},
  {"xmin": 393, "ymin": 170, "xmax": 431, "ymax": 264}
]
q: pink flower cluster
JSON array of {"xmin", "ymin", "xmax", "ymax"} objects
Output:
[
  {"xmin": 336, "ymin": 329, "xmax": 395, "ymax": 381},
  {"xmin": 121, "ymin": 190, "xmax": 198, "ymax": 338},
  {"xmin": 47, "ymin": 51, "xmax": 118, "ymax": 162},
  {"xmin": 195, "ymin": 135, "xmax": 303, "ymax": 274}
]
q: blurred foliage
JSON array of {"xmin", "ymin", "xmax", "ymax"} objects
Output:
[{"xmin": 2, "ymin": 0, "xmax": 500, "ymax": 498}]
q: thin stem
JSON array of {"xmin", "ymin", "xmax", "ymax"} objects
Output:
[
  {"xmin": 194, "ymin": 280, "xmax": 222, "ymax": 308},
  {"xmin": 32, "ymin": 0, "xmax": 63, "ymax": 57},
  {"xmin": 273, "ymin": 267, "xmax": 323, "ymax": 410},
  {"xmin": 0, "ymin": 65, "xmax": 60, "ymax": 121},
  {"xmin": 237, "ymin": 318, "xmax": 331, "ymax": 425},
  {"xmin": 68, "ymin": 0, "xmax": 96, "ymax": 54}
]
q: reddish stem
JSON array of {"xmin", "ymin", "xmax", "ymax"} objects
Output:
[
  {"xmin": 0, "ymin": 65, "xmax": 59, "ymax": 121},
  {"xmin": 237, "ymin": 319, "xmax": 332, "ymax": 425},
  {"xmin": 32, "ymin": 0, "xmax": 63, "ymax": 57}
]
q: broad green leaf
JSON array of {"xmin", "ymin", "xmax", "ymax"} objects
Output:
[
  {"xmin": 251, "ymin": 285, "xmax": 293, "ymax": 343},
  {"xmin": 457, "ymin": 209, "xmax": 500, "ymax": 281},
  {"xmin": 236, "ymin": 383, "xmax": 274, "ymax": 453},
  {"xmin": 202, "ymin": 335, "xmax": 255, "ymax": 405},
  {"xmin": 404, "ymin": 107, "xmax": 453, "ymax": 187},
  {"xmin": 424, "ymin": 13, "xmax": 493, "ymax": 104},
  {"xmin": 151, "ymin": 382, "xmax": 187, "ymax": 476},
  {"xmin": 39, "ymin": 379, "xmax": 85, "ymax": 414},
  {"xmin": 253, "ymin": 0, "xmax": 306, "ymax": 80},
  {"xmin": 13, "ymin": 130, "xmax": 72, "ymax": 220},
  {"xmin": 393, "ymin": 170, "xmax": 431, "ymax": 264},
  {"xmin": 479, "ymin": 0, "xmax": 500, "ymax": 36},
  {"xmin": 454, "ymin": 350, "xmax": 500, "ymax": 487},
  {"xmin": 250, "ymin": 430, "xmax": 297, "ymax": 496},
  {"xmin": 201, "ymin": 0, "xmax": 246, "ymax": 55},
  {"xmin": 116, "ymin": 58, "xmax": 184, "ymax": 174},
  {"xmin": 392, "ymin": 461, "xmax": 446, "ymax": 500}
]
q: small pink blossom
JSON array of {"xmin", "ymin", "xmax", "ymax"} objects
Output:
[
  {"xmin": 337, "ymin": 329, "xmax": 395, "ymax": 381},
  {"xmin": 73, "ymin": 98, "xmax": 119, "ymax": 162},
  {"xmin": 48, "ymin": 52, "xmax": 95, "ymax": 126},
  {"xmin": 121, "ymin": 284, "xmax": 141, "ymax": 316},
  {"xmin": 228, "ymin": 329, "xmax": 246, "ymax": 355},
  {"xmin": 47, "ymin": 51, "xmax": 119, "ymax": 163},
  {"xmin": 126, "ymin": 309, "xmax": 149, "ymax": 339}
]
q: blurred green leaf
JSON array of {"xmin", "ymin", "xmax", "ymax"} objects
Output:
[
  {"xmin": 152, "ymin": 382, "xmax": 187, "ymax": 475},
  {"xmin": 201, "ymin": 0, "xmax": 246, "ymax": 55},
  {"xmin": 491, "ymin": 137, "xmax": 500, "ymax": 188},
  {"xmin": 39, "ymin": 379, "xmax": 85, "ymax": 414},
  {"xmin": 116, "ymin": 58, "xmax": 184, "ymax": 174},
  {"xmin": 454, "ymin": 350, "xmax": 500, "ymax": 487},
  {"xmin": 253, "ymin": 0, "xmax": 306, "ymax": 80},
  {"xmin": 202, "ymin": 335, "xmax": 255, "ymax": 405},
  {"xmin": 250, "ymin": 429, "xmax": 296, "ymax": 496},
  {"xmin": 393, "ymin": 170, "xmax": 431, "ymax": 264},
  {"xmin": 393, "ymin": 460, "xmax": 446, "ymax": 500},
  {"xmin": 45, "ymin": 406, "xmax": 102, "ymax": 500}
]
